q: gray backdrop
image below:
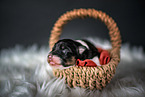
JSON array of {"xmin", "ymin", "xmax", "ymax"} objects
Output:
[{"xmin": 0, "ymin": 0, "xmax": 145, "ymax": 50}]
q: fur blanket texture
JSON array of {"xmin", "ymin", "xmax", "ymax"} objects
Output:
[{"xmin": 0, "ymin": 37, "xmax": 145, "ymax": 97}]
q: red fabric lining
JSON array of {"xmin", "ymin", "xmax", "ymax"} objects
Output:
[{"xmin": 76, "ymin": 48, "xmax": 110, "ymax": 67}]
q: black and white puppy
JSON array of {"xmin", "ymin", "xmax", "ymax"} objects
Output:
[{"xmin": 48, "ymin": 39, "xmax": 100, "ymax": 69}]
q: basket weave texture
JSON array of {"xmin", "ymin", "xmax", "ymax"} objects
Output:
[{"xmin": 49, "ymin": 8, "xmax": 121, "ymax": 90}]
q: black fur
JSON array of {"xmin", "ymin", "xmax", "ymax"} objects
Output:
[{"xmin": 80, "ymin": 39, "xmax": 100, "ymax": 59}]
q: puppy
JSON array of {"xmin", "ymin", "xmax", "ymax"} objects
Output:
[{"xmin": 47, "ymin": 39, "xmax": 100, "ymax": 69}]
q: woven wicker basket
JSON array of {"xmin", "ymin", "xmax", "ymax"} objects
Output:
[{"xmin": 49, "ymin": 8, "xmax": 121, "ymax": 90}]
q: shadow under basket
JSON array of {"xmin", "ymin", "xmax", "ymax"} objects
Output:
[{"xmin": 49, "ymin": 8, "xmax": 121, "ymax": 90}]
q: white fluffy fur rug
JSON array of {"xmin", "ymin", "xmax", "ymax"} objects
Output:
[{"xmin": 0, "ymin": 37, "xmax": 145, "ymax": 97}]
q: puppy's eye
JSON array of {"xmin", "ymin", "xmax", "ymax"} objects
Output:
[{"xmin": 62, "ymin": 49, "xmax": 69, "ymax": 54}]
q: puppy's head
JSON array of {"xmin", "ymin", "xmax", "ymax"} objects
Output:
[{"xmin": 48, "ymin": 39, "xmax": 79, "ymax": 68}]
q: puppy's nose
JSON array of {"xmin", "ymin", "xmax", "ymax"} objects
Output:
[{"xmin": 48, "ymin": 54, "xmax": 62, "ymax": 66}]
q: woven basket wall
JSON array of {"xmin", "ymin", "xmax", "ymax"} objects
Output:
[{"xmin": 49, "ymin": 8, "xmax": 121, "ymax": 90}]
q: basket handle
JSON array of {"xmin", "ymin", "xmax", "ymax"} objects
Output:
[{"xmin": 49, "ymin": 8, "xmax": 121, "ymax": 52}]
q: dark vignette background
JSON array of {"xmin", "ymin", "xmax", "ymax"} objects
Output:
[{"xmin": 0, "ymin": 0, "xmax": 145, "ymax": 50}]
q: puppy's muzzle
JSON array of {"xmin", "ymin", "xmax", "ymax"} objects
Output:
[
  {"xmin": 47, "ymin": 53, "xmax": 62, "ymax": 66},
  {"xmin": 48, "ymin": 53, "xmax": 75, "ymax": 70}
]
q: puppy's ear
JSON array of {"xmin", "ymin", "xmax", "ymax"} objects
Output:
[{"xmin": 78, "ymin": 46, "xmax": 86, "ymax": 55}]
